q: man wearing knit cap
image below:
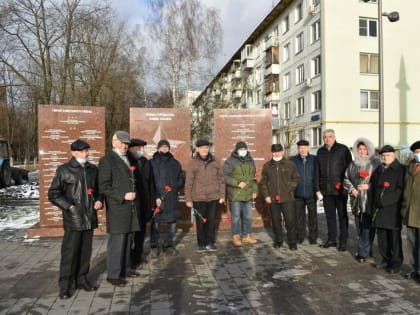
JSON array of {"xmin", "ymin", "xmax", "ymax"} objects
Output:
[
  {"xmin": 48, "ymin": 139, "xmax": 103, "ymax": 298},
  {"xmin": 98, "ymin": 131, "xmax": 140, "ymax": 286},
  {"xmin": 260, "ymin": 143, "xmax": 300, "ymax": 250},
  {"xmin": 223, "ymin": 141, "xmax": 258, "ymax": 246},
  {"xmin": 368, "ymin": 144, "xmax": 405, "ymax": 274},
  {"xmin": 402, "ymin": 140, "xmax": 420, "ymax": 282},
  {"xmin": 150, "ymin": 139, "xmax": 185, "ymax": 256}
]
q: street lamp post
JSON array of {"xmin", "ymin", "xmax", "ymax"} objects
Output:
[{"xmin": 376, "ymin": 0, "xmax": 399, "ymax": 147}]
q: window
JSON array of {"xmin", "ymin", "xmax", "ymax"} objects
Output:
[
  {"xmin": 296, "ymin": 64, "xmax": 305, "ymax": 85},
  {"xmin": 360, "ymin": 90, "xmax": 379, "ymax": 109},
  {"xmin": 295, "ymin": 2, "xmax": 303, "ymax": 23},
  {"xmin": 257, "ymin": 89, "xmax": 262, "ymax": 104},
  {"xmin": 295, "ymin": 32, "xmax": 304, "ymax": 54},
  {"xmin": 360, "ymin": 53, "xmax": 378, "ymax": 74},
  {"xmin": 311, "ymin": 20, "xmax": 320, "ymax": 43},
  {"xmin": 264, "ymin": 75, "xmax": 280, "ymax": 94},
  {"xmin": 359, "ymin": 18, "xmax": 377, "ymax": 37},
  {"xmin": 282, "ymin": 43, "xmax": 290, "ymax": 63},
  {"xmin": 255, "ymin": 67, "xmax": 262, "ymax": 85},
  {"xmin": 298, "ymin": 129, "xmax": 305, "ymax": 141},
  {"xmin": 283, "ymin": 72, "xmax": 291, "ymax": 91},
  {"xmin": 282, "ymin": 15, "xmax": 290, "ymax": 34},
  {"xmin": 284, "ymin": 101, "xmax": 291, "ymax": 120},
  {"xmin": 311, "ymin": 90, "xmax": 321, "ymax": 111},
  {"xmin": 265, "ymin": 46, "xmax": 280, "ymax": 67},
  {"xmin": 296, "ymin": 96, "xmax": 305, "ymax": 116},
  {"xmin": 312, "ymin": 127, "xmax": 322, "ymax": 146},
  {"xmin": 311, "ymin": 55, "xmax": 321, "ymax": 77}
]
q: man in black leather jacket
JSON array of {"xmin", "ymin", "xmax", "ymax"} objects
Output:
[
  {"xmin": 317, "ymin": 129, "xmax": 352, "ymax": 251},
  {"xmin": 48, "ymin": 139, "xmax": 103, "ymax": 299}
]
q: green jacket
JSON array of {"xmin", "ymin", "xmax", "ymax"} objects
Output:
[
  {"xmin": 223, "ymin": 151, "xmax": 257, "ymax": 202},
  {"xmin": 402, "ymin": 160, "xmax": 420, "ymax": 228}
]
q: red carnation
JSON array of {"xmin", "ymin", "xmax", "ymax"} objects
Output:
[
  {"xmin": 383, "ymin": 181, "xmax": 390, "ymax": 188},
  {"xmin": 202, "ymin": 218, "xmax": 208, "ymax": 224},
  {"xmin": 87, "ymin": 188, "xmax": 94, "ymax": 195},
  {"xmin": 275, "ymin": 194, "xmax": 281, "ymax": 202},
  {"xmin": 359, "ymin": 170, "xmax": 370, "ymax": 179},
  {"xmin": 335, "ymin": 182, "xmax": 342, "ymax": 190},
  {"xmin": 154, "ymin": 207, "xmax": 161, "ymax": 214},
  {"xmin": 130, "ymin": 165, "xmax": 136, "ymax": 172},
  {"xmin": 165, "ymin": 185, "xmax": 172, "ymax": 192}
]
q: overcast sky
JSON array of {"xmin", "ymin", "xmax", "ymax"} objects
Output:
[{"xmin": 109, "ymin": 0, "xmax": 278, "ymax": 73}]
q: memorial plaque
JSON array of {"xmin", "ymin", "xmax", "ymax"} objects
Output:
[
  {"xmin": 27, "ymin": 105, "xmax": 105, "ymax": 237},
  {"xmin": 130, "ymin": 108, "xmax": 192, "ymax": 230},
  {"xmin": 214, "ymin": 109, "xmax": 273, "ymax": 229}
]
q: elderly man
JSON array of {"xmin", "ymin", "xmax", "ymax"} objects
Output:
[
  {"xmin": 260, "ymin": 143, "xmax": 300, "ymax": 250},
  {"xmin": 402, "ymin": 141, "xmax": 420, "ymax": 281},
  {"xmin": 368, "ymin": 145, "xmax": 405, "ymax": 274},
  {"xmin": 99, "ymin": 131, "xmax": 140, "ymax": 286},
  {"xmin": 317, "ymin": 129, "xmax": 352, "ymax": 251},
  {"xmin": 48, "ymin": 139, "xmax": 103, "ymax": 299}
]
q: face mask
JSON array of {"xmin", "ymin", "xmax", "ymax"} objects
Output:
[
  {"xmin": 238, "ymin": 150, "xmax": 247, "ymax": 157},
  {"xmin": 136, "ymin": 150, "xmax": 144, "ymax": 159},
  {"xmin": 273, "ymin": 156, "xmax": 283, "ymax": 162},
  {"xmin": 415, "ymin": 153, "xmax": 420, "ymax": 163},
  {"xmin": 76, "ymin": 158, "xmax": 87, "ymax": 165}
]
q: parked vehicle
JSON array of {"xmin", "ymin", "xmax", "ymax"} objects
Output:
[{"xmin": 0, "ymin": 139, "xmax": 29, "ymax": 188}]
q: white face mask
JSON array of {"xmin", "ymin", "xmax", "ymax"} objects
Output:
[
  {"xmin": 415, "ymin": 153, "xmax": 420, "ymax": 163},
  {"xmin": 76, "ymin": 158, "xmax": 87, "ymax": 165},
  {"xmin": 238, "ymin": 150, "xmax": 247, "ymax": 157},
  {"xmin": 273, "ymin": 156, "xmax": 283, "ymax": 162}
]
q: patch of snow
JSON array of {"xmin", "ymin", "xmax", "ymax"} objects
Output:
[{"xmin": 272, "ymin": 268, "xmax": 311, "ymax": 280}]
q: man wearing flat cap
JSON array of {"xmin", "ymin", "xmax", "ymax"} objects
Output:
[
  {"xmin": 128, "ymin": 139, "xmax": 154, "ymax": 268},
  {"xmin": 185, "ymin": 139, "xmax": 225, "ymax": 252},
  {"xmin": 260, "ymin": 143, "xmax": 300, "ymax": 250},
  {"xmin": 290, "ymin": 140, "xmax": 320, "ymax": 245},
  {"xmin": 98, "ymin": 131, "xmax": 140, "ymax": 286},
  {"xmin": 48, "ymin": 139, "xmax": 103, "ymax": 299},
  {"xmin": 401, "ymin": 141, "xmax": 420, "ymax": 282},
  {"xmin": 368, "ymin": 144, "xmax": 405, "ymax": 273}
]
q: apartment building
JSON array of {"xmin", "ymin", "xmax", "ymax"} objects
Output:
[{"xmin": 192, "ymin": 0, "xmax": 420, "ymax": 153}]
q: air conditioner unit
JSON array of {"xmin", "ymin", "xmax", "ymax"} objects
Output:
[
  {"xmin": 305, "ymin": 78, "xmax": 312, "ymax": 87},
  {"xmin": 309, "ymin": 4, "xmax": 318, "ymax": 15}
]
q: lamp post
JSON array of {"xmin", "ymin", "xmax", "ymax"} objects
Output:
[{"xmin": 376, "ymin": 0, "xmax": 399, "ymax": 147}]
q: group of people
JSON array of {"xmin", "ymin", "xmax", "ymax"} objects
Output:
[{"xmin": 48, "ymin": 128, "xmax": 420, "ymax": 299}]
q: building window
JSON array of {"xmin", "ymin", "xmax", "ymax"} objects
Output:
[
  {"xmin": 360, "ymin": 90, "xmax": 379, "ymax": 109},
  {"xmin": 295, "ymin": 2, "xmax": 303, "ymax": 23},
  {"xmin": 296, "ymin": 64, "xmax": 305, "ymax": 85},
  {"xmin": 359, "ymin": 18, "xmax": 377, "ymax": 37},
  {"xmin": 311, "ymin": 90, "xmax": 321, "ymax": 111},
  {"xmin": 282, "ymin": 15, "xmax": 290, "ymax": 34},
  {"xmin": 298, "ymin": 129, "xmax": 305, "ymax": 141},
  {"xmin": 311, "ymin": 20, "xmax": 321, "ymax": 43},
  {"xmin": 257, "ymin": 89, "xmax": 262, "ymax": 104},
  {"xmin": 312, "ymin": 127, "xmax": 322, "ymax": 146},
  {"xmin": 295, "ymin": 32, "xmax": 304, "ymax": 54},
  {"xmin": 360, "ymin": 53, "xmax": 379, "ymax": 74},
  {"xmin": 296, "ymin": 96, "xmax": 305, "ymax": 116},
  {"xmin": 284, "ymin": 101, "xmax": 291, "ymax": 120},
  {"xmin": 264, "ymin": 75, "xmax": 280, "ymax": 94},
  {"xmin": 283, "ymin": 72, "xmax": 291, "ymax": 91},
  {"xmin": 282, "ymin": 43, "xmax": 290, "ymax": 63},
  {"xmin": 311, "ymin": 55, "xmax": 321, "ymax": 77}
]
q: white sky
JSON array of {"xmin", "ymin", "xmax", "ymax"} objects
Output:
[{"xmin": 109, "ymin": 0, "xmax": 278, "ymax": 73}]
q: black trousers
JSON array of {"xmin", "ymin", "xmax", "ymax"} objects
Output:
[
  {"xmin": 377, "ymin": 228, "xmax": 403, "ymax": 269},
  {"xmin": 107, "ymin": 233, "xmax": 133, "ymax": 279},
  {"xmin": 407, "ymin": 226, "xmax": 420, "ymax": 273},
  {"xmin": 194, "ymin": 200, "xmax": 218, "ymax": 247},
  {"xmin": 323, "ymin": 195, "xmax": 348, "ymax": 246},
  {"xmin": 270, "ymin": 201, "xmax": 297, "ymax": 246},
  {"xmin": 59, "ymin": 229, "xmax": 93, "ymax": 291},
  {"xmin": 131, "ymin": 210, "xmax": 147, "ymax": 266},
  {"xmin": 295, "ymin": 198, "xmax": 318, "ymax": 242}
]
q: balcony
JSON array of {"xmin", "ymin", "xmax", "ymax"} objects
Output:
[
  {"xmin": 264, "ymin": 64, "xmax": 280, "ymax": 76},
  {"xmin": 265, "ymin": 92, "xmax": 280, "ymax": 103}
]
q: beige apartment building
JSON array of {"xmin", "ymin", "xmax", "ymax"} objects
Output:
[{"xmin": 192, "ymin": 0, "xmax": 420, "ymax": 154}]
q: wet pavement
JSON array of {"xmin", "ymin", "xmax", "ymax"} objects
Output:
[{"xmin": 0, "ymin": 215, "xmax": 419, "ymax": 315}]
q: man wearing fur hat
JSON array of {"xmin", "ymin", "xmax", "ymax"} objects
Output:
[
  {"xmin": 344, "ymin": 138, "xmax": 381, "ymax": 263},
  {"xmin": 401, "ymin": 140, "xmax": 420, "ymax": 282}
]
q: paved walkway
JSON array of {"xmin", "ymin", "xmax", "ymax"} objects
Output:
[{"xmin": 1, "ymin": 215, "xmax": 420, "ymax": 315}]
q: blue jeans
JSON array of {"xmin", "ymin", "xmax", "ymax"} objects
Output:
[
  {"xmin": 150, "ymin": 221, "xmax": 176, "ymax": 248},
  {"xmin": 230, "ymin": 201, "xmax": 252, "ymax": 237}
]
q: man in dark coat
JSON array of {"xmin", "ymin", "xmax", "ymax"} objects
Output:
[
  {"xmin": 290, "ymin": 140, "xmax": 320, "ymax": 245},
  {"xmin": 368, "ymin": 145, "xmax": 405, "ymax": 273},
  {"xmin": 317, "ymin": 129, "xmax": 352, "ymax": 251},
  {"xmin": 150, "ymin": 139, "xmax": 185, "ymax": 255},
  {"xmin": 48, "ymin": 139, "xmax": 103, "ymax": 299},
  {"xmin": 260, "ymin": 143, "xmax": 300, "ymax": 250},
  {"xmin": 128, "ymin": 138, "xmax": 154, "ymax": 268},
  {"xmin": 98, "ymin": 131, "xmax": 140, "ymax": 286}
]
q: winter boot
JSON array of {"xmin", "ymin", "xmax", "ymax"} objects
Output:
[
  {"xmin": 242, "ymin": 234, "xmax": 257, "ymax": 244},
  {"xmin": 232, "ymin": 234, "xmax": 242, "ymax": 247}
]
